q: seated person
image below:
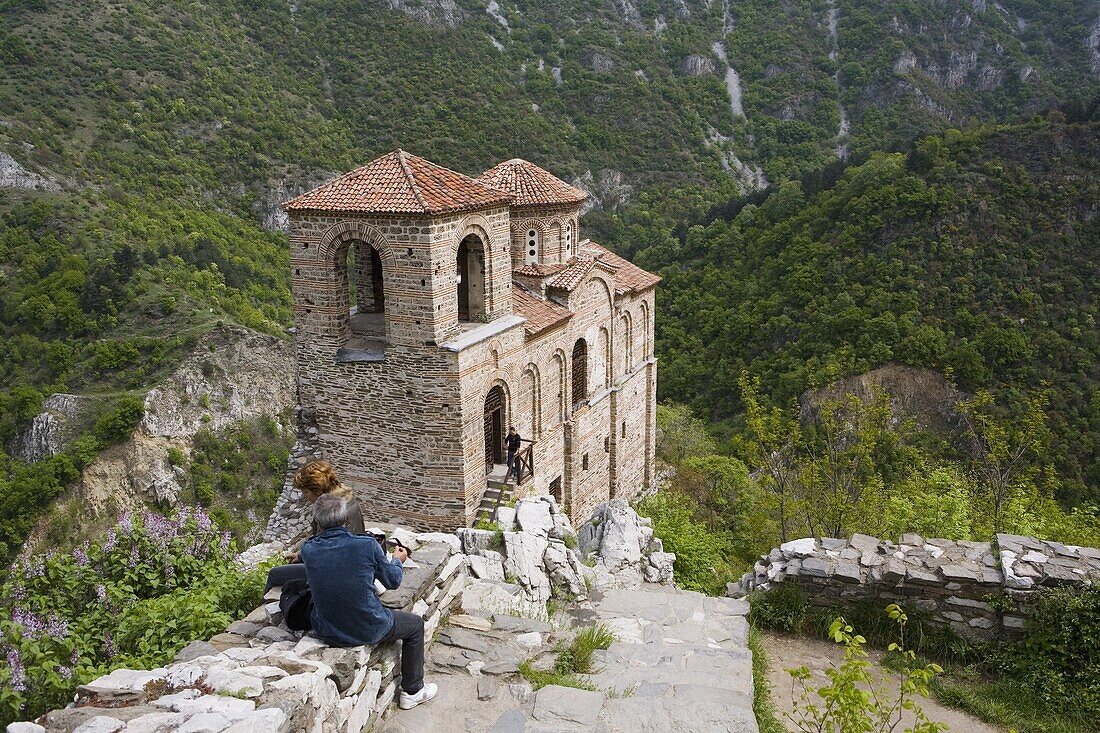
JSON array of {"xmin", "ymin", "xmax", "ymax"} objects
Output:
[
  {"xmin": 301, "ymin": 494, "xmax": 437, "ymax": 710},
  {"xmin": 265, "ymin": 460, "xmax": 365, "ymax": 591}
]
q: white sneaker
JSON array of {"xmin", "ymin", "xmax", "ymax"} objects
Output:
[{"xmin": 399, "ymin": 682, "xmax": 438, "ymax": 710}]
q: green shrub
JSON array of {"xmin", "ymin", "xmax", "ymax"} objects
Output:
[
  {"xmin": 0, "ymin": 509, "xmax": 266, "ymax": 725},
  {"xmin": 92, "ymin": 396, "xmax": 145, "ymax": 445}
]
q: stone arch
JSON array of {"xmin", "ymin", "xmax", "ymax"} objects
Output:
[
  {"xmin": 639, "ymin": 300, "xmax": 651, "ymax": 359},
  {"xmin": 484, "ymin": 381, "xmax": 510, "ymax": 471},
  {"xmin": 581, "ymin": 273, "xmax": 614, "ymax": 318},
  {"xmin": 455, "ymin": 216, "xmax": 495, "ymax": 322},
  {"xmin": 620, "ymin": 310, "xmax": 634, "ymax": 374},
  {"xmin": 595, "ymin": 326, "xmax": 611, "ymax": 390},
  {"xmin": 317, "ymin": 220, "xmax": 396, "ymax": 271},
  {"xmin": 522, "ymin": 363, "xmax": 542, "ymax": 438},
  {"xmin": 551, "ymin": 349, "xmax": 567, "ymax": 423}
]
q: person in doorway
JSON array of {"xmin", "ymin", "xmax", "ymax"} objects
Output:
[
  {"xmin": 505, "ymin": 427, "xmax": 522, "ymax": 483},
  {"xmin": 302, "ymin": 494, "xmax": 437, "ymax": 710},
  {"xmin": 264, "ymin": 460, "xmax": 365, "ymax": 591}
]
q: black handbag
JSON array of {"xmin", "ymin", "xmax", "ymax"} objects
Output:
[{"xmin": 279, "ymin": 578, "xmax": 314, "ymax": 631}]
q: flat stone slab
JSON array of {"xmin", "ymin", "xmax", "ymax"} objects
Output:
[{"xmin": 532, "ymin": 685, "xmax": 604, "ymax": 727}]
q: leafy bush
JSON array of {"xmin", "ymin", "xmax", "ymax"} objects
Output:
[
  {"xmin": 91, "ymin": 396, "xmax": 145, "ymax": 445},
  {"xmin": 0, "ymin": 509, "xmax": 266, "ymax": 725},
  {"xmin": 982, "ymin": 587, "xmax": 1100, "ymax": 720},
  {"xmin": 634, "ymin": 491, "xmax": 743, "ymax": 595}
]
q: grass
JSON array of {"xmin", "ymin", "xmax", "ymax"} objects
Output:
[
  {"xmin": 748, "ymin": 626, "xmax": 788, "ymax": 733},
  {"xmin": 931, "ymin": 675, "xmax": 1096, "ymax": 733},
  {"xmin": 519, "ymin": 623, "xmax": 616, "ymax": 692}
]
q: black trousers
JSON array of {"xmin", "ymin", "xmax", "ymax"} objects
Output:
[
  {"xmin": 265, "ymin": 562, "xmax": 307, "ymax": 592},
  {"xmin": 381, "ymin": 610, "xmax": 425, "ymax": 694}
]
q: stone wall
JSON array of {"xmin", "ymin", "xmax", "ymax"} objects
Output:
[
  {"xmin": 11, "ymin": 498, "xmax": 672, "ymax": 733},
  {"xmin": 730, "ymin": 532, "xmax": 1100, "ymax": 640}
]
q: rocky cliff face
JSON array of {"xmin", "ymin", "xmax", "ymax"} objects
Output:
[
  {"xmin": 20, "ymin": 326, "xmax": 296, "ymax": 556},
  {"xmin": 6, "ymin": 393, "xmax": 91, "ymax": 462},
  {"xmin": 0, "ymin": 151, "xmax": 60, "ymax": 192}
]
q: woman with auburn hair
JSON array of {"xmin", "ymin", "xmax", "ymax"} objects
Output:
[{"xmin": 265, "ymin": 459, "xmax": 366, "ymax": 590}]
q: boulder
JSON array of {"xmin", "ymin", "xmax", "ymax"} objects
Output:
[
  {"xmin": 468, "ymin": 550, "xmax": 506, "ymax": 581},
  {"xmin": 543, "ymin": 540, "xmax": 587, "ymax": 598},
  {"xmin": 516, "ymin": 499, "xmax": 554, "ymax": 538},
  {"xmin": 503, "ymin": 532, "xmax": 552, "ymax": 602}
]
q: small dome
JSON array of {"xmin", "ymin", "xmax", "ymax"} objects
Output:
[{"xmin": 475, "ymin": 158, "xmax": 588, "ymax": 207}]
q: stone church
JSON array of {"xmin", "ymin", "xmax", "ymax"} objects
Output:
[{"xmin": 283, "ymin": 151, "xmax": 659, "ymax": 531}]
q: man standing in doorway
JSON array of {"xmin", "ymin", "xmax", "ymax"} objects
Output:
[{"xmin": 505, "ymin": 427, "xmax": 522, "ymax": 483}]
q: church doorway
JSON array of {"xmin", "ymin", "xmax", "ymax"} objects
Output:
[{"xmin": 484, "ymin": 386, "xmax": 505, "ymax": 473}]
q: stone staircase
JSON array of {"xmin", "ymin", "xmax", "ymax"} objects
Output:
[
  {"xmin": 476, "ymin": 466, "xmax": 513, "ymax": 525},
  {"xmin": 383, "ymin": 583, "xmax": 758, "ymax": 733}
]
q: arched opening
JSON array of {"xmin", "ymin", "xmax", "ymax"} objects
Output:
[
  {"xmin": 639, "ymin": 301, "xmax": 650, "ymax": 360},
  {"xmin": 595, "ymin": 328, "xmax": 609, "ymax": 389},
  {"xmin": 338, "ymin": 238, "xmax": 387, "ymax": 354},
  {"xmin": 457, "ymin": 234, "xmax": 487, "ymax": 323},
  {"xmin": 484, "ymin": 385, "xmax": 505, "ymax": 473},
  {"xmin": 525, "ymin": 229, "xmax": 539, "ymax": 264},
  {"xmin": 553, "ymin": 351, "xmax": 567, "ymax": 424},
  {"xmin": 524, "ymin": 365, "xmax": 541, "ymax": 437},
  {"xmin": 620, "ymin": 312, "xmax": 633, "ymax": 374},
  {"xmin": 571, "ymin": 338, "xmax": 588, "ymax": 408}
]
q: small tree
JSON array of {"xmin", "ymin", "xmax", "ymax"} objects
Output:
[
  {"xmin": 957, "ymin": 389, "xmax": 1052, "ymax": 534},
  {"xmin": 786, "ymin": 605, "xmax": 947, "ymax": 733},
  {"xmin": 738, "ymin": 374, "xmax": 802, "ymax": 542}
]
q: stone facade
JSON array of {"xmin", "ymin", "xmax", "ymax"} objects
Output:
[
  {"xmin": 731, "ymin": 532, "xmax": 1100, "ymax": 640},
  {"xmin": 283, "ymin": 152, "xmax": 659, "ymax": 532}
]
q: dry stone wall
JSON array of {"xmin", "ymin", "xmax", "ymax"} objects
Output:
[
  {"xmin": 731, "ymin": 532, "xmax": 1100, "ymax": 640},
  {"xmin": 11, "ymin": 498, "xmax": 672, "ymax": 733}
]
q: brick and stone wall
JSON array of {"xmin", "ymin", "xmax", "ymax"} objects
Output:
[{"xmin": 730, "ymin": 532, "xmax": 1100, "ymax": 640}]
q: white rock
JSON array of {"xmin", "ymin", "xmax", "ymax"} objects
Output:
[
  {"xmin": 203, "ymin": 669, "xmax": 265, "ymax": 698},
  {"xmin": 176, "ymin": 712, "xmax": 233, "ymax": 733},
  {"xmin": 780, "ymin": 538, "xmax": 817, "ymax": 558},
  {"xmin": 1021, "ymin": 550, "xmax": 1048, "ymax": 563},
  {"xmin": 6, "ymin": 724, "xmax": 46, "ymax": 733},
  {"xmin": 503, "ymin": 532, "xmax": 552, "ymax": 602},
  {"xmin": 412, "ymin": 599, "xmax": 430, "ymax": 618},
  {"xmin": 516, "ymin": 500, "xmax": 554, "ymax": 537},
  {"xmin": 468, "ymin": 552, "xmax": 506, "ymax": 581},
  {"xmin": 123, "ymin": 712, "xmax": 190, "ymax": 733},
  {"xmin": 416, "ymin": 532, "xmax": 461, "ymax": 553},
  {"xmin": 165, "ymin": 664, "xmax": 205, "ymax": 688},
  {"xmin": 292, "ymin": 636, "xmax": 328, "ymax": 657},
  {"xmin": 154, "ymin": 692, "xmax": 256, "ymax": 720},
  {"xmin": 461, "ymin": 579, "xmax": 546, "ymax": 619},
  {"xmin": 221, "ymin": 709, "xmax": 289, "ymax": 733},
  {"xmin": 602, "ymin": 617, "xmax": 646, "ymax": 644},
  {"xmin": 495, "ymin": 506, "xmax": 517, "ymax": 531},
  {"xmin": 235, "ymin": 665, "xmax": 289, "ymax": 680},
  {"xmin": 84, "ymin": 668, "xmax": 167, "ymax": 692},
  {"xmin": 72, "ymin": 718, "xmax": 126, "ymax": 733},
  {"xmin": 515, "ymin": 632, "xmax": 543, "ymax": 648},
  {"xmin": 389, "ymin": 527, "xmax": 421, "ymax": 551},
  {"xmin": 543, "ymin": 540, "xmax": 586, "ymax": 598}
]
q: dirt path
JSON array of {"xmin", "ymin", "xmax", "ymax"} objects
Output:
[{"xmin": 761, "ymin": 631, "xmax": 1002, "ymax": 733}]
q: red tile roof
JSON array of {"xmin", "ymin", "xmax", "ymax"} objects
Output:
[
  {"xmin": 283, "ymin": 150, "xmax": 511, "ymax": 215},
  {"xmin": 514, "ymin": 262, "xmax": 567, "ymax": 277},
  {"xmin": 580, "ymin": 240, "xmax": 661, "ymax": 295},
  {"xmin": 476, "ymin": 158, "xmax": 588, "ymax": 207},
  {"xmin": 512, "ymin": 285, "xmax": 573, "ymax": 337},
  {"xmin": 547, "ymin": 256, "xmax": 598, "ymax": 291}
]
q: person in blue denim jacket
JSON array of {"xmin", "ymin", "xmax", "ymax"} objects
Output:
[{"xmin": 301, "ymin": 494, "xmax": 438, "ymax": 710}]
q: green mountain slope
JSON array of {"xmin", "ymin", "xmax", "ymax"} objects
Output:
[{"xmin": 637, "ymin": 119, "xmax": 1099, "ymax": 504}]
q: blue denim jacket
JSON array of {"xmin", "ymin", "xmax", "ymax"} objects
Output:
[{"xmin": 300, "ymin": 527, "xmax": 404, "ymax": 646}]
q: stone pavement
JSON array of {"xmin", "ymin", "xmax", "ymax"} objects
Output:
[{"xmin": 381, "ymin": 584, "xmax": 758, "ymax": 733}]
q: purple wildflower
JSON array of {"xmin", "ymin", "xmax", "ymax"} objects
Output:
[
  {"xmin": 23, "ymin": 558, "xmax": 45, "ymax": 579},
  {"xmin": 103, "ymin": 529, "xmax": 118, "ymax": 554},
  {"xmin": 70, "ymin": 648, "xmax": 79, "ymax": 665},
  {"xmin": 59, "ymin": 665, "xmax": 72, "ymax": 680},
  {"xmin": 128, "ymin": 545, "xmax": 140, "ymax": 569},
  {"xmin": 118, "ymin": 513, "xmax": 133, "ymax": 534},
  {"xmin": 12, "ymin": 607, "xmax": 44, "ymax": 638},
  {"xmin": 95, "ymin": 584, "xmax": 107, "ymax": 602},
  {"xmin": 46, "ymin": 614, "xmax": 69, "ymax": 640},
  {"xmin": 104, "ymin": 632, "xmax": 116, "ymax": 660},
  {"xmin": 196, "ymin": 508, "xmax": 212, "ymax": 532},
  {"xmin": 7, "ymin": 649, "xmax": 26, "ymax": 692},
  {"xmin": 73, "ymin": 546, "xmax": 89, "ymax": 567}
]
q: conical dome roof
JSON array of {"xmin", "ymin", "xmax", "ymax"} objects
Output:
[{"xmin": 475, "ymin": 158, "xmax": 588, "ymax": 207}]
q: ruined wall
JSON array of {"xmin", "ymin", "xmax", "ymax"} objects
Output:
[{"xmin": 732, "ymin": 532, "xmax": 1100, "ymax": 640}]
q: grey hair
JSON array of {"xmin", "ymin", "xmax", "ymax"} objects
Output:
[{"xmin": 313, "ymin": 494, "xmax": 349, "ymax": 530}]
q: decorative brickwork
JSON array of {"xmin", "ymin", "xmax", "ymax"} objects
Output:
[{"xmin": 283, "ymin": 152, "xmax": 659, "ymax": 532}]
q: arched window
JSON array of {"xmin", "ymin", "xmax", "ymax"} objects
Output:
[
  {"xmin": 340, "ymin": 239, "xmax": 387, "ymax": 354},
  {"xmin": 524, "ymin": 365, "xmax": 541, "ymax": 437},
  {"xmin": 553, "ymin": 351, "xmax": 567, "ymax": 423},
  {"xmin": 639, "ymin": 301, "xmax": 650, "ymax": 360},
  {"xmin": 457, "ymin": 234, "xmax": 487, "ymax": 322},
  {"xmin": 620, "ymin": 312, "xmax": 633, "ymax": 374},
  {"xmin": 525, "ymin": 229, "xmax": 539, "ymax": 264},
  {"xmin": 571, "ymin": 338, "xmax": 588, "ymax": 407},
  {"xmin": 594, "ymin": 328, "xmax": 609, "ymax": 389},
  {"xmin": 565, "ymin": 222, "xmax": 574, "ymax": 258}
]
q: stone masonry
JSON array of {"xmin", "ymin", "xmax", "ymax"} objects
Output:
[
  {"xmin": 731, "ymin": 532, "xmax": 1100, "ymax": 640},
  {"xmin": 281, "ymin": 151, "xmax": 659, "ymax": 532}
]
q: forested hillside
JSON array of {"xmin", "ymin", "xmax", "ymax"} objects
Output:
[
  {"xmin": 636, "ymin": 119, "xmax": 1100, "ymax": 505},
  {"xmin": 1, "ymin": 0, "xmax": 1099, "ymax": 558}
]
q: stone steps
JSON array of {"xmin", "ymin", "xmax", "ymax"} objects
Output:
[
  {"xmin": 384, "ymin": 584, "xmax": 758, "ymax": 733},
  {"xmin": 476, "ymin": 479, "xmax": 513, "ymax": 525}
]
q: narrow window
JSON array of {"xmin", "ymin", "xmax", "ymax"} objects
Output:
[
  {"xmin": 621, "ymin": 421, "xmax": 626, "ymax": 438},
  {"xmin": 525, "ymin": 229, "xmax": 539, "ymax": 264},
  {"xmin": 571, "ymin": 338, "xmax": 588, "ymax": 407},
  {"xmin": 582, "ymin": 453, "xmax": 589, "ymax": 471},
  {"xmin": 565, "ymin": 222, "xmax": 574, "ymax": 256}
]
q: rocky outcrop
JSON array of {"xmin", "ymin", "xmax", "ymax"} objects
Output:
[
  {"xmin": 0, "ymin": 151, "xmax": 59, "ymax": 192},
  {"xmin": 7, "ymin": 394, "xmax": 91, "ymax": 462},
  {"xmin": 577, "ymin": 499, "xmax": 676, "ymax": 587},
  {"xmin": 732, "ymin": 532, "xmax": 1100, "ymax": 640},
  {"xmin": 35, "ymin": 327, "xmax": 295, "ymax": 542},
  {"xmin": 570, "ymin": 169, "xmax": 634, "ymax": 213},
  {"xmin": 252, "ymin": 172, "xmax": 337, "ymax": 232},
  {"xmin": 680, "ymin": 54, "xmax": 716, "ymax": 77},
  {"xmin": 384, "ymin": 0, "xmax": 467, "ymax": 28}
]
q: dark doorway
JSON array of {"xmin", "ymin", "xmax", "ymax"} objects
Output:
[
  {"xmin": 484, "ymin": 386, "xmax": 505, "ymax": 472},
  {"xmin": 457, "ymin": 235, "xmax": 486, "ymax": 322}
]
